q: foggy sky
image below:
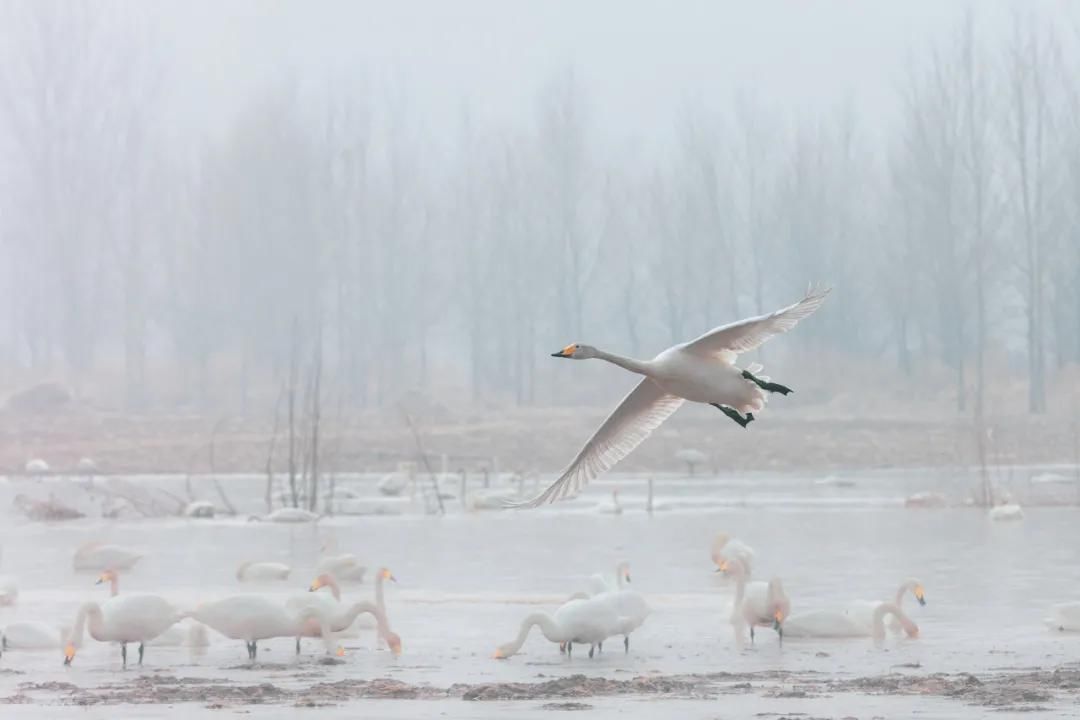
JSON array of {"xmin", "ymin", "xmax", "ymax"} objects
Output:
[{"xmin": 163, "ymin": 1, "xmax": 1071, "ymax": 151}]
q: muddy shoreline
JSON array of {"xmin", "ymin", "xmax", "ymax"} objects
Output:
[{"xmin": 6, "ymin": 666, "xmax": 1077, "ymax": 712}]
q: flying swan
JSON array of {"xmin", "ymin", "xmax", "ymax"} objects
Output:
[{"xmin": 506, "ymin": 287, "xmax": 830, "ymax": 508}]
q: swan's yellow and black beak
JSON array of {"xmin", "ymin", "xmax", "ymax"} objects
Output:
[
  {"xmin": 63, "ymin": 642, "xmax": 75, "ymax": 665},
  {"xmin": 915, "ymin": 585, "xmax": 927, "ymax": 606},
  {"xmin": 551, "ymin": 344, "xmax": 577, "ymax": 358}
]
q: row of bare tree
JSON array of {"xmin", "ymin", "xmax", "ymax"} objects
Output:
[{"xmin": 0, "ymin": 4, "xmax": 1077, "ymax": 417}]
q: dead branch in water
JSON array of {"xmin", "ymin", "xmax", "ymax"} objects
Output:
[
  {"xmin": 265, "ymin": 380, "xmax": 286, "ymax": 512},
  {"xmin": 402, "ymin": 409, "xmax": 444, "ymax": 515},
  {"xmin": 209, "ymin": 417, "xmax": 237, "ymax": 515}
]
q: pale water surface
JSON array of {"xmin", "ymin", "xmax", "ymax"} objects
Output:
[{"xmin": 1, "ymin": 468, "xmax": 1078, "ymax": 718}]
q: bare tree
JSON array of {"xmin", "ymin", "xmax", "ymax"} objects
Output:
[{"xmin": 1002, "ymin": 14, "xmax": 1058, "ymax": 414}]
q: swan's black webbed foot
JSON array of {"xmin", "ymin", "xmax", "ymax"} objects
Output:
[
  {"xmin": 742, "ymin": 369, "xmax": 793, "ymax": 396},
  {"xmin": 588, "ymin": 644, "xmax": 595, "ymax": 659},
  {"xmin": 711, "ymin": 403, "xmax": 753, "ymax": 428},
  {"xmin": 624, "ymin": 635, "xmax": 630, "ymax": 654}
]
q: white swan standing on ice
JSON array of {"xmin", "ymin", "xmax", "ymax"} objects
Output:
[
  {"xmin": 507, "ymin": 288, "xmax": 829, "ymax": 508},
  {"xmin": 72, "ymin": 542, "xmax": 142, "ymax": 573},
  {"xmin": 784, "ymin": 602, "xmax": 919, "ymax": 644},
  {"xmin": 236, "ymin": 561, "xmax": 291, "ymax": 583},
  {"xmin": 95, "ymin": 570, "xmax": 208, "ymax": 650},
  {"xmin": 190, "ymin": 595, "xmax": 341, "ymax": 661},
  {"xmin": 64, "ymin": 595, "xmax": 184, "ymax": 667},
  {"xmin": 494, "ymin": 595, "xmax": 620, "ymax": 660}
]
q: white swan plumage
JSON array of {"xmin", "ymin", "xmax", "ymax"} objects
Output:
[
  {"xmin": 72, "ymin": 542, "xmax": 142, "ymax": 573},
  {"xmin": 64, "ymin": 595, "xmax": 183, "ymax": 666},
  {"xmin": 236, "ymin": 561, "xmax": 291, "ymax": 583},
  {"xmin": 507, "ymin": 288, "xmax": 829, "ymax": 508}
]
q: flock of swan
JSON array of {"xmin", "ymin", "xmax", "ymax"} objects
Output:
[
  {"xmin": 4, "ymin": 287, "xmax": 1078, "ymax": 681},
  {"xmin": 0, "ymin": 539, "xmax": 400, "ymax": 668}
]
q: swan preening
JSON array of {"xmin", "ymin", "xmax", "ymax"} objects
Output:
[
  {"xmin": 507, "ymin": 288, "xmax": 830, "ymax": 508},
  {"xmin": 845, "ymin": 579, "xmax": 926, "ymax": 635},
  {"xmin": 784, "ymin": 602, "xmax": 919, "ymax": 644}
]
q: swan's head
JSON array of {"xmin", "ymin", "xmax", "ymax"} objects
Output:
[
  {"xmin": 617, "ymin": 561, "xmax": 631, "ymax": 584},
  {"xmin": 772, "ymin": 608, "xmax": 785, "ymax": 630},
  {"xmin": 386, "ymin": 631, "xmax": 403, "ymax": 656},
  {"xmin": 913, "ymin": 583, "xmax": 927, "ymax": 606},
  {"xmin": 380, "ymin": 568, "xmax": 397, "ymax": 584},
  {"xmin": 63, "ymin": 642, "xmax": 76, "ymax": 665},
  {"xmin": 309, "ymin": 573, "xmax": 334, "ymax": 592},
  {"xmin": 492, "ymin": 643, "xmax": 512, "ymax": 660},
  {"xmin": 335, "ymin": 646, "xmax": 346, "ymax": 657},
  {"xmin": 551, "ymin": 343, "xmax": 596, "ymax": 359},
  {"xmin": 95, "ymin": 569, "xmax": 116, "ymax": 585}
]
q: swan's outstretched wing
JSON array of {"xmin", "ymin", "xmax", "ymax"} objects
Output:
[
  {"xmin": 505, "ymin": 379, "xmax": 683, "ymax": 509},
  {"xmin": 682, "ymin": 286, "xmax": 830, "ymax": 359}
]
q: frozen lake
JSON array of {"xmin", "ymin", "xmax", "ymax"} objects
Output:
[{"xmin": 1, "ymin": 468, "xmax": 1079, "ymax": 717}]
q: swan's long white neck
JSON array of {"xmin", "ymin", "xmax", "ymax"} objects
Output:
[
  {"xmin": 614, "ymin": 561, "xmax": 630, "ymax": 590},
  {"xmin": 107, "ymin": 575, "xmax": 119, "ymax": 597},
  {"xmin": 294, "ymin": 605, "xmax": 337, "ymax": 654},
  {"xmin": 871, "ymin": 602, "xmax": 912, "ymax": 641},
  {"xmin": 895, "ymin": 581, "xmax": 918, "ymax": 608},
  {"xmin": 340, "ymin": 601, "xmax": 392, "ymax": 640},
  {"xmin": 69, "ymin": 602, "xmax": 103, "ymax": 647},
  {"xmin": 375, "ymin": 572, "xmax": 387, "ymax": 613},
  {"xmin": 502, "ymin": 613, "xmax": 563, "ymax": 656},
  {"xmin": 593, "ymin": 349, "xmax": 653, "ymax": 376},
  {"xmin": 323, "ymin": 575, "xmax": 342, "ymax": 602},
  {"xmin": 730, "ymin": 561, "xmax": 748, "ymax": 623}
]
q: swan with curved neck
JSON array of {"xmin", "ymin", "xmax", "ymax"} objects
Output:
[
  {"xmin": 845, "ymin": 579, "xmax": 927, "ymax": 635},
  {"xmin": 721, "ymin": 557, "xmax": 788, "ymax": 646},
  {"xmin": 64, "ymin": 595, "xmax": 183, "ymax": 667},
  {"xmin": 495, "ymin": 595, "xmax": 619, "ymax": 660},
  {"xmin": 784, "ymin": 602, "xmax": 920, "ymax": 641},
  {"xmin": 304, "ymin": 573, "xmax": 402, "ymax": 655},
  {"xmin": 372, "ymin": 567, "xmax": 397, "ymax": 650}
]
